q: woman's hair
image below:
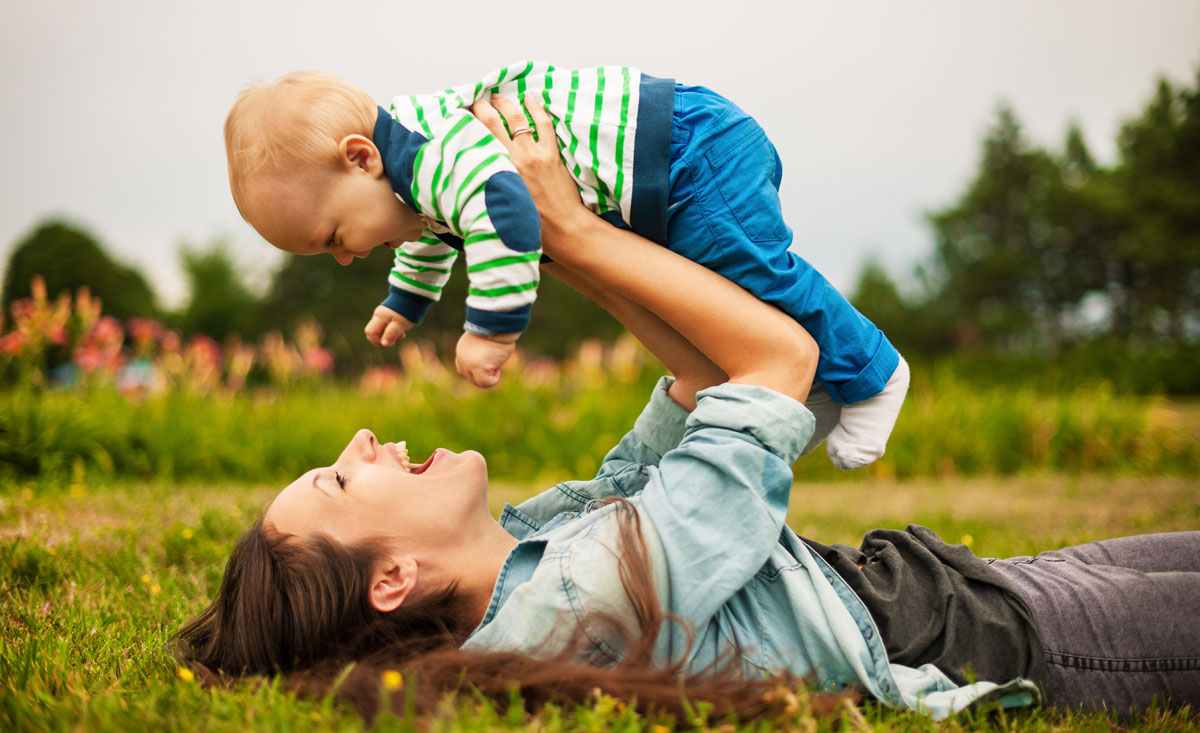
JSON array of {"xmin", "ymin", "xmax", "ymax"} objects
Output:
[
  {"xmin": 175, "ymin": 502, "xmax": 853, "ymax": 724},
  {"xmin": 224, "ymin": 71, "xmax": 377, "ymax": 215}
]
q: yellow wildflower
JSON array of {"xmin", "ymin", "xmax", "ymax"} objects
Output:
[
  {"xmin": 960, "ymin": 534, "xmax": 975, "ymax": 548},
  {"xmin": 181, "ymin": 528, "xmax": 194, "ymax": 540},
  {"xmin": 652, "ymin": 725, "xmax": 671, "ymax": 733},
  {"xmin": 382, "ymin": 670, "xmax": 403, "ymax": 691},
  {"xmin": 140, "ymin": 574, "xmax": 151, "ymax": 584},
  {"xmin": 150, "ymin": 584, "xmax": 162, "ymax": 595},
  {"xmin": 177, "ymin": 667, "xmax": 195, "ymax": 682}
]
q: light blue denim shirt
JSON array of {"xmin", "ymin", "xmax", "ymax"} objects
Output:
[{"xmin": 462, "ymin": 378, "xmax": 1039, "ymax": 718}]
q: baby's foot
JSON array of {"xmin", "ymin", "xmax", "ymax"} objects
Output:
[
  {"xmin": 801, "ymin": 384, "xmax": 841, "ymax": 456},
  {"xmin": 826, "ymin": 356, "xmax": 910, "ymax": 470}
]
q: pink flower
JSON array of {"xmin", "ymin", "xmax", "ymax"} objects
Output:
[
  {"xmin": 360, "ymin": 366, "xmax": 400, "ymax": 393},
  {"xmin": 73, "ymin": 344, "xmax": 104, "ymax": 372},
  {"xmin": 91, "ymin": 317, "xmax": 124, "ymax": 349},
  {"xmin": 161, "ymin": 329, "xmax": 181, "ymax": 353},
  {"xmin": 302, "ymin": 347, "xmax": 334, "ymax": 374},
  {"xmin": 127, "ymin": 317, "xmax": 164, "ymax": 352},
  {"xmin": 0, "ymin": 331, "xmax": 28, "ymax": 356}
]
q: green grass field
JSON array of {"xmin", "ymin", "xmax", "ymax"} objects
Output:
[{"xmin": 3, "ymin": 470, "xmax": 1198, "ymax": 731}]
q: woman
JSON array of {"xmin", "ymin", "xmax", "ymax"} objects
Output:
[{"xmin": 178, "ymin": 98, "xmax": 1200, "ymax": 721}]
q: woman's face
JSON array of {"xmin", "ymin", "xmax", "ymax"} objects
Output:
[{"xmin": 266, "ymin": 429, "xmax": 489, "ymax": 549}]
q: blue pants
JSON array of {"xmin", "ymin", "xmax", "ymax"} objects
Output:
[{"xmin": 666, "ymin": 84, "xmax": 898, "ymax": 403}]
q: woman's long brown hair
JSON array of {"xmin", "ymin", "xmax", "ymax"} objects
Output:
[{"xmin": 175, "ymin": 501, "xmax": 853, "ymax": 724}]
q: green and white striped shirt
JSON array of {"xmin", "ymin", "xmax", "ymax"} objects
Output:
[{"xmin": 376, "ymin": 61, "xmax": 674, "ymax": 335}]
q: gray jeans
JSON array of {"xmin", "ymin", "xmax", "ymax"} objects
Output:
[{"xmin": 986, "ymin": 532, "xmax": 1200, "ymax": 715}]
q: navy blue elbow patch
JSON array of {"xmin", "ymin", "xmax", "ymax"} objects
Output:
[{"xmin": 484, "ymin": 172, "xmax": 541, "ymax": 253}]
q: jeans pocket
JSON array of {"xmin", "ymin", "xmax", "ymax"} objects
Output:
[{"xmin": 704, "ymin": 121, "xmax": 789, "ymax": 243}]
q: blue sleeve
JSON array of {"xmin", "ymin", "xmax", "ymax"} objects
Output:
[
  {"xmin": 593, "ymin": 377, "xmax": 690, "ymax": 480},
  {"xmin": 638, "ymin": 383, "xmax": 815, "ymax": 631},
  {"xmin": 381, "ymin": 285, "xmax": 435, "ymax": 324},
  {"xmin": 507, "ymin": 377, "xmax": 686, "ymax": 527}
]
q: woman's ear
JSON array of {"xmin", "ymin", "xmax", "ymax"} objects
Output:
[
  {"xmin": 338, "ymin": 135, "xmax": 384, "ymax": 177},
  {"xmin": 369, "ymin": 555, "xmax": 418, "ymax": 613}
]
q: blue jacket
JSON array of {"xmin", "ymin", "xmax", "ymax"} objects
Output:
[{"xmin": 461, "ymin": 378, "xmax": 1040, "ymax": 718}]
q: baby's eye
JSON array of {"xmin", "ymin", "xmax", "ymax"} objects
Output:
[{"xmin": 334, "ymin": 471, "xmax": 347, "ymax": 490}]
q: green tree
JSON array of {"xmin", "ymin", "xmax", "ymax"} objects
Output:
[
  {"xmin": 175, "ymin": 239, "xmax": 262, "ymax": 341},
  {"xmin": 258, "ymin": 246, "xmax": 623, "ymax": 374},
  {"xmin": 1111, "ymin": 74, "xmax": 1200, "ymax": 340},
  {"xmin": 849, "ymin": 257, "xmax": 913, "ymax": 344},
  {"xmin": 2, "ymin": 220, "xmax": 158, "ymax": 320},
  {"xmin": 925, "ymin": 106, "xmax": 1096, "ymax": 351},
  {"xmin": 257, "ymin": 246, "xmax": 402, "ymax": 374}
]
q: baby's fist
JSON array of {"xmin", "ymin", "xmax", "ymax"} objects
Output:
[
  {"xmin": 364, "ymin": 306, "xmax": 415, "ymax": 347},
  {"xmin": 455, "ymin": 331, "xmax": 518, "ymax": 389}
]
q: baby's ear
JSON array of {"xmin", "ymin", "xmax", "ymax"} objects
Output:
[{"xmin": 339, "ymin": 135, "xmax": 383, "ymax": 176}]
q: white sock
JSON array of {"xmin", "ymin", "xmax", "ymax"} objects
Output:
[
  {"xmin": 826, "ymin": 355, "xmax": 910, "ymax": 470},
  {"xmin": 801, "ymin": 383, "xmax": 841, "ymax": 456}
]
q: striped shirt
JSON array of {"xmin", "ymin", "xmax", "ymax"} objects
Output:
[{"xmin": 375, "ymin": 62, "xmax": 675, "ymax": 335}]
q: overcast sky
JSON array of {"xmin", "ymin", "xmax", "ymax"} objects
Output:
[{"xmin": 2, "ymin": 1, "xmax": 1197, "ymax": 307}]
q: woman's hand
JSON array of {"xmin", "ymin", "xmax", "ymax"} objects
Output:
[
  {"xmin": 473, "ymin": 96, "xmax": 727, "ymax": 408},
  {"xmin": 470, "ymin": 96, "xmax": 592, "ymax": 249}
]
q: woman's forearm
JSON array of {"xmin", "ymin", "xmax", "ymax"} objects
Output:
[
  {"xmin": 544, "ymin": 262, "xmax": 725, "ymax": 410},
  {"xmin": 543, "ymin": 212, "xmax": 817, "ymax": 403}
]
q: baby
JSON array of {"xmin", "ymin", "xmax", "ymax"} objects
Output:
[{"xmin": 224, "ymin": 62, "xmax": 909, "ymax": 469}]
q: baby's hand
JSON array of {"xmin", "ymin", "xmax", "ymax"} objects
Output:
[
  {"xmin": 364, "ymin": 306, "xmax": 416, "ymax": 348},
  {"xmin": 455, "ymin": 332, "xmax": 518, "ymax": 389}
]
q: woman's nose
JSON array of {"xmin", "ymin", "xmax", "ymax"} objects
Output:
[{"xmin": 339, "ymin": 429, "xmax": 378, "ymax": 464}]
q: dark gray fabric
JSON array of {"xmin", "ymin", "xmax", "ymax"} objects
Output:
[
  {"xmin": 987, "ymin": 531, "xmax": 1200, "ymax": 715},
  {"xmin": 804, "ymin": 524, "xmax": 1045, "ymax": 685}
]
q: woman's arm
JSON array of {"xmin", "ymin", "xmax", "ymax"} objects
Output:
[
  {"xmin": 473, "ymin": 96, "xmax": 817, "ymax": 404},
  {"xmin": 542, "ymin": 262, "xmax": 725, "ymax": 410}
]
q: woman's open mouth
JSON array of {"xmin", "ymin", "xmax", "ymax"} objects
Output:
[{"xmin": 409, "ymin": 448, "xmax": 445, "ymax": 475}]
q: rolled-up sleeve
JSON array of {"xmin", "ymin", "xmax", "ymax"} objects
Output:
[
  {"xmin": 592, "ymin": 377, "xmax": 690, "ymax": 480},
  {"xmin": 639, "ymin": 382, "xmax": 815, "ymax": 633}
]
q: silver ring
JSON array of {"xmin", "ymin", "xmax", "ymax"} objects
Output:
[{"xmin": 511, "ymin": 126, "xmax": 534, "ymax": 138}]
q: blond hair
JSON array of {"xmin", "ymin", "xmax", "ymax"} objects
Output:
[{"xmin": 224, "ymin": 71, "xmax": 377, "ymax": 215}]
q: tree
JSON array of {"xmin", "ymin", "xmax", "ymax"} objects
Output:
[
  {"xmin": 924, "ymin": 106, "xmax": 1109, "ymax": 351},
  {"xmin": 176, "ymin": 239, "xmax": 262, "ymax": 341},
  {"xmin": 2, "ymin": 220, "xmax": 159, "ymax": 321},
  {"xmin": 258, "ymin": 244, "xmax": 624, "ymax": 374},
  {"xmin": 1111, "ymin": 73, "xmax": 1200, "ymax": 341}
]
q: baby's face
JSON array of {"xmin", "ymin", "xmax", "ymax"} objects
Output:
[{"xmin": 243, "ymin": 161, "xmax": 427, "ymax": 266}]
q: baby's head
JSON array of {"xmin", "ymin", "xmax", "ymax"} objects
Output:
[{"xmin": 225, "ymin": 72, "xmax": 425, "ymax": 265}]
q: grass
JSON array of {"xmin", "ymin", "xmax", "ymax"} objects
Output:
[
  {"xmin": 3, "ymin": 345, "xmax": 1199, "ymax": 487},
  {"xmin": 2, "ymin": 473, "xmax": 1198, "ymax": 731}
]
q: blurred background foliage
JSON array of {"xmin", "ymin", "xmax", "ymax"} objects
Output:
[
  {"xmin": 851, "ymin": 69, "xmax": 1200, "ymax": 371},
  {"xmin": 5, "ymin": 69, "xmax": 1198, "ymax": 387}
]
